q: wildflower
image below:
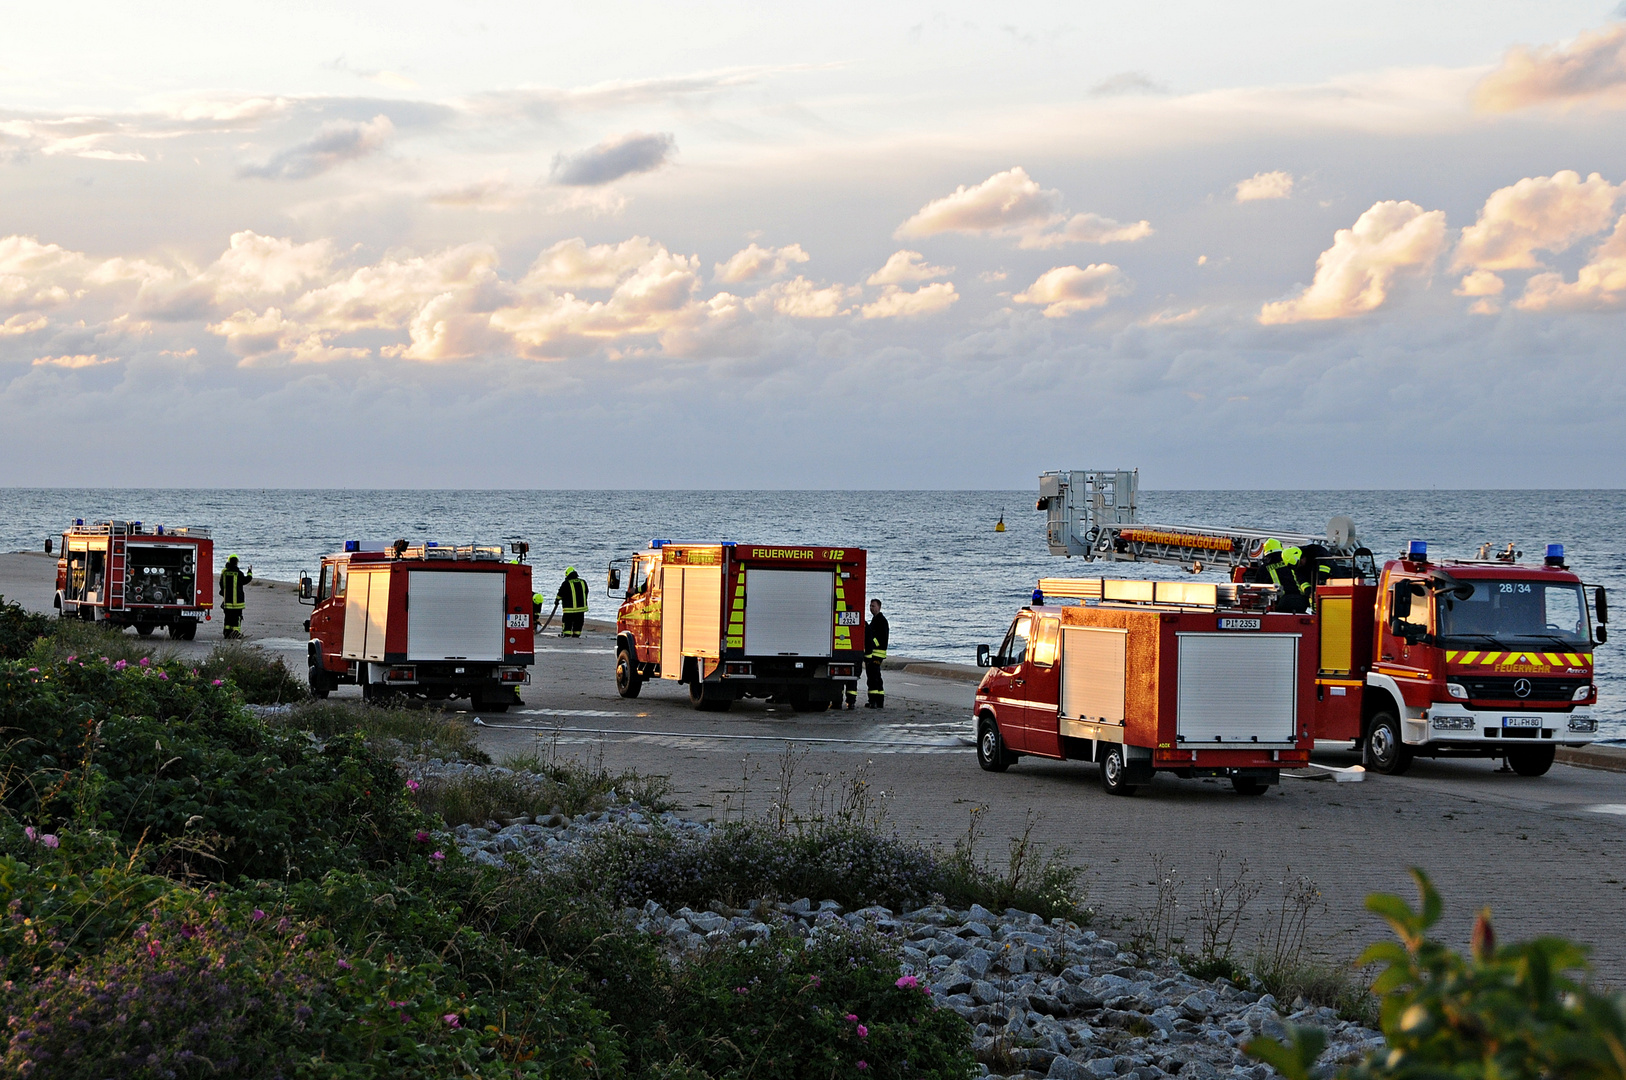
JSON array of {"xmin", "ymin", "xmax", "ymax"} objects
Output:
[
  {"xmin": 114, "ymin": 660, "xmax": 127, "ymax": 671},
  {"xmin": 65, "ymin": 655, "xmax": 76, "ymax": 662},
  {"xmin": 251, "ymin": 909, "xmax": 266, "ymax": 921},
  {"xmin": 414, "ymin": 830, "xmax": 430, "ymax": 843},
  {"xmin": 895, "ymin": 975, "xmax": 918, "ymax": 990},
  {"xmin": 158, "ymin": 672, "xmax": 168, "ymax": 681},
  {"xmin": 857, "ymin": 1024, "xmax": 868, "ymax": 1038},
  {"xmin": 857, "ymin": 1062, "xmax": 868, "ymax": 1071},
  {"xmin": 26, "ymin": 667, "xmax": 37, "ymax": 674},
  {"xmin": 337, "ymin": 959, "xmax": 352, "ymax": 970},
  {"xmin": 41, "ymin": 835, "xmax": 58, "ymax": 849},
  {"xmin": 212, "ymin": 679, "xmax": 223, "ymax": 686},
  {"xmin": 734, "ymin": 986, "xmax": 749, "ymax": 995},
  {"xmin": 431, "ymin": 850, "xmax": 445, "ymax": 862},
  {"xmin": 443, "ymin": 1013, "xmax": 461, "ymax": 1028},
  {"xmin": 24, "ymin": 827, "xmax": 35, "ymax": 842},
  {"xmin": 845, "ymin": 1013, "xmax": 858, "ymax": 1022},
  {"xmin": 139, "ymin": 657, "xmax": 151, "ymax": 667},
  {"xmin": 406, "ymin": 779, "xmax": 421, "ymax": 792}
]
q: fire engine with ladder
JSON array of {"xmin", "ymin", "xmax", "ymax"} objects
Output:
[
  {"xmin": 54, "ymin": 519, "xmax": 213, "ymax": 638},
  {"xmin": 971, "ymin": 470, "xmax": 1606, "ymax": 794}
]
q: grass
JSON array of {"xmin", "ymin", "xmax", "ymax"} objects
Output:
[
  {"xmin": 267, "ymin": 699, "xmax": 489, "ymax": 762},
  {"xmin": 19, "ymin": 614, "xmax": 165, "ymax": 666},
  {"xmin": 412, "ymin": 751, "xmax": 673, "ymax": 827},
  {"xmin": 198, "ymin": 642, "xmax": 309, "ymax": 704}
]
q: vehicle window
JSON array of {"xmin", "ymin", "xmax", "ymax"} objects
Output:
[
  {"xmin": 1438, "ymin": 580, "xmax": 1591, "ymax": 645},
  {"xmin": 319, "ymin": 564, "xmax": 334, "ymax": 601},
  {"xmin": 335, "ymin": 565, "xmax": 347, "ymax": 598},
  {"xmin": 1001, "ymin": 615, "xmax": 1032, "ymax": 666},
  {"xmin": 1031, "ymin": 617, "xmax": 1060, "ymax": 667},
  {"xmin": 629, "ymin": 559, "xmax": 649, "ymax": 596}
]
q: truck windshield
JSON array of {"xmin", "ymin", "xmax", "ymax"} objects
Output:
[{"xmin": 1436, "ymin": 579, "xmax": 1592, "ymax": 646}]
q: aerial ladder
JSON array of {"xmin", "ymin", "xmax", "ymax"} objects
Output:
[{"xmin": 1036, "ymin": 469, "xmax": 1366, "ymax": 575}]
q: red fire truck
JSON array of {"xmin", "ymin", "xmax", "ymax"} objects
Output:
[
  {"xmin": 986, "ymin": 470, "xmax": 1608, "ymax": 790},
  {"xmin": 54, "ymin": 519, "xmax": 213, "ymax": 638},
  {"xmin": 975, "ymin": 578, "xmax": 1315, "ymax": 795},
  {"xmin": 611, "ymin": 541, "xmax": 865, "ymax": 711},
  {"xmin": 300, "ymin": 541, "xmax": 534, "ymax": 711}
]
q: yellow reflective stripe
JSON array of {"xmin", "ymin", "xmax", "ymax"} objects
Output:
[
  {"xmin": 1460, "ymin": 651, "xmax": 1479, "ymax": 664},
  {"xmin": 725, "ymin": 572, "xmax": 747, "ymax": 650},
  {"xmin": 1445, "ymin": 650, "xmax": 1458, "ymax": 662},
  {"xmin": 1480, "ymin": 653, "xmax": 1501, "ymax": 665}
]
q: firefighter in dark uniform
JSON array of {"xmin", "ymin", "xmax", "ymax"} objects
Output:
[
  {"xmin": 556, "ymin": 567, "xmax": 588, "ymax": 638},
  {"xmin": 1251, "ymin": 539, "xmax": 1315, "ymax": 613},
  {"xmin": 863, "ymin": 598, "xmax": 888, "ymax": 709},
  {"xmin": 219, "ymin": 554, "xmax": 252, "ymax": 639}
]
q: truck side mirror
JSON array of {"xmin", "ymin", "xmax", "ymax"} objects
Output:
[
  {"xmin": 1392, "ymin": 583, "xmax": 1412, "ymax": 619},
  {"xmin": 1597, "ymin": 586, "xmax": 1609, "ymax": 625},
  {"xmin": 298, "ymin": 573, "xmax": 314, "ymax": 603},
  {"xmin": 976, "ymin": 644, "xmax": 991, "ymax": 668},
  {"xmin": 608, "ymin": 568, "xmax": 621, "ymax": 591}
]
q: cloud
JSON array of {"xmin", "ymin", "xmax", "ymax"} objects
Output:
[
  {"xmin": 1258, "ymin": 200, "xmax": 1447, "ymax": 324},
  {"xmin": 1475, "ymin": 24, "xmax": 1626, "ymax": 111},
  {"xmin": 1452, "ymin": 170, "xmax": 1620, "ymax": 270},
  {"xmin": 1515, "ymin": 214, "xmax": 1626, "ymax": 311},
  {"xmin": 1089, "ymin": 72, "xmax": 1167, "ymax": 97},
  {"xmin": 866, "ymin": 250, "xmax": 952, "ymax": 286},
  {"xmin": 239, "ymin": 114, "xmax": 394, "ymax": 180},
  {"xmin": 896, "ymin": 167, "xmax": 1060, "ymax": 239},
  {"xmin": 714, "ymin": 242, "xmax": 810, "ymax": 283},
  {"xmin": 550, "ymin": 131, "xmax": 675, "ymax": 186},
  {"xmin": 1454, "ymin": 269, "xmax": 1504, "ymax": 297},
  {"xmin": 859, "ymin": 282, "xmax": 959, "ymax": 319},
  {"xmin": 1235, "ymin": 171, "xmax": 1295, "ymax": 202},
  {"xmin": 429, "ymin": 176, "xmax": 528, "ymax": 212},
  {"xmin": 1013, "ymin": 264, "xmax": 1131, "ymax": 317},
  {"xmin": 32, "ymin": 354, "xmax": 116, "ymax": 368},
  {"xmin": 748, "ymin": 276, "xmax": 855, "ymax": 318},
  {"xmin": 896, "ymin": 167, "xmax": 1151, "ymax": 249}
]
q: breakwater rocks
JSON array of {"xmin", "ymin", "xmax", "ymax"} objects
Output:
[{"xmin": 425, "ymin": 762, "xmax": 1384, "ymax": 1080}]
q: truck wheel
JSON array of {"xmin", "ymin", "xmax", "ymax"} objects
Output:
[
  {"xmin": 307, "ymin": 662, "xmax": 331, "ymax": 700},
  {"xmin": 689, "ymin": 681, "xmax": 732, "ymax": 712},
  {"xmin": 1231, "ymin": 775, "xmax": 1270, "ymax": 796},
  {"xmin": 976, "ymin": 717, "xmax": 1013, "ymax": 773},
  {"xmin": 1507, "ymin": 745, "xmax": 1555, "ymax": 777},
  {"xmin": 1100, "ymin": 746, "xmax": 1140, "ymax": 796},
  {"xmin": 136, "ymin": 624, "xmax": 154, "ymax": 637},
  {"xmin": 1364, "ymin": 713, "xmax": 1413, "ymax": 776},
  {"xmin": 790, "ymin": 689, "xmax": 830, "ymax": 713},
  {"xmin": 615, "ymin": 647, "xmax": 643, "ymax": 699},
  {"xmin": 473, "ymin": 692, "xmax": 510, "ymax": 714},
  {"xmin": 174, "ymin": 619, "xmax": 198, "ymax": 640}
]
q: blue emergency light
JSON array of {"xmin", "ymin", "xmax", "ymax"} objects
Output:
[
  {"xmin": 1406, "ymin": 540, "xmax": 1427, "ymax": 560},
  {"xmin": 155, "ymin": 525, "xmax": 165, "ymax": 535},
  {"xmin": 344, "ymin": 540, "xmax": 360, "ymax": 552},
  {"xmin": 75, "ymin": 518, "xmax": 84, "ymax": 526},
  {"xmin": 650, "ymin": 539, "xmax": 667, "ymax": 548},
  {"xmin": 1545, "ymin": 543, "xmax": 1566, "ymax": 567},
  {"xmin": 1031, "ymin": 587, "xmax": 1045, "ymax": 605}
]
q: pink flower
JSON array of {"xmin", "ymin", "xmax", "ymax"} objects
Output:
[
  {"xmin": 895, "ymin": 975, "xmax": 918, "ymax": 990},
  {"xmin": 809, "ymin": 974, "xmax": 822, "ymax": 988},
  {"xmin": 845, "ymin": 1014, "xmax": 858, "ymax": 1023},
  {"xmin": 65, "ymin": 655, "xmax": 76, "ymax": 662},
  {"xmin": 139, "ymin": 657, "xmax": 151, "ymax": 668},
  {"xmin": 405, "ymin": 779, "xmax": 421, "ymax": 792},
  {"xmin": 211, "ymin": 679, "xmax": 223, "ymax": 686},
  {"xmin": 431, "ymin": 850, "xmax": 445, "ymax": 862},
  {"xmin": 857, "ymin": 1062, "xmax": 868, "ymax": 1071},
  {"xmin": 41, "ymin": 835, "xmax": 58, "ymax": 849},
  {"xmin": 414, "ymin": 830, "xmax": 430, "ymax": 843},
  {"xmin": 113, "ymin": 660, "xmax": 127, "ymax": 671},
  {"xmin": 337, "ymin": 959, "xmax": 352, "ymax": 970},
  {"xmin": 443, "ymin": 1013, "xmax": 461, "ymax": 1028},
  {"xmin": 251, "ymin": 909, "xmax": 266, "ymax": 921},
  {"xmin": 25, "ymin": 667, "xmax": 37, "ymax": 674},
  {"xmin": 856, "ymin": 1024, "xmax": 868, "ymax": 1038},
  {"xmin": 158, "ymin": 672, "xmax": 168, "ymax": 681},
  {"xmin": 24, "ymin": 826, "xmax": 36, "ymax": 842}
]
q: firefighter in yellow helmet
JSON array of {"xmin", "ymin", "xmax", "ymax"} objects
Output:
[
  {"xmin": 219, "ymin": 554, "xmax": 253, "ymax": 639},
  {"xmin": 556, "ymin": 566, "xmax": 588, "ymax": 638}
]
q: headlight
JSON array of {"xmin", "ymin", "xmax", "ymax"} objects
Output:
[
  {"xmin": 1569, "ymin": 716, "xmax": 1598, "ymax": 733},
  {"xmin": 1431, "ymin": 715, "xmax": 1475, "ymax": 730},
  {"xmin": 1573, "ymin": 684, "xmax": 1594, "ymax": 702},
  {"xmin": 1446, "ymin": 683, "xmax": 1468, "ymax": 700}
]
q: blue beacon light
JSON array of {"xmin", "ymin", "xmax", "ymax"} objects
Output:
[
  {"xmin": 1031, "ymin": 587, "xmax": 1045, "ymax": 605},
  {"xmin": 1406, "ymin": 540, "xmax": 1428, "ymax": 560}
]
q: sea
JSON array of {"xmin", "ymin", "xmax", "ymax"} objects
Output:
[{"xmin": 2, "ymin": 488, "xmax": 1621, "ymax": 737}]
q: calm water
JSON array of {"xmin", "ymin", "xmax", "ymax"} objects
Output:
[{"xmin": 3, "ymin": 488, "xmax": 1621, "ymax": 735}]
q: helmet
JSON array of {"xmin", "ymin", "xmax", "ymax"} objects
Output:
[
  {"xmin": 1282, "ymin": 546, "xmax": 1302, "ymax": 566},
  {"xmin": 565, "ymin": 566, "xmax": 577, "ymax": 575},
  {"xmin": 1260, "ymin": 538, "xmax": 1282, "ymax": 556},
  {"xmin": 227, "ymin": 554, "xmax": 240, "ymax": 563}
]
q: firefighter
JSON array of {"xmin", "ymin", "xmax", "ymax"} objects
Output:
[
  {"xmin": 863, "ymin": 598, "xmax": 888, "ymax": 709},
  {"xmin": 1268, "ymin": 546, "xmax": 1315, "ymax": 613},
  {"xmin": 219, "ymin": 554, "xmax": 253, "ymax": 639},
  {"xmin": 556, "ymin": 567, "xmax": 588, "ymax": 638}
]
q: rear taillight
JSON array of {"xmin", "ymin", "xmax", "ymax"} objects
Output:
[
  {"xmin": 828, "ymin": 663, "xmax": 855, "ymax": 678},
  {"xmin": 386, "ymin": 667, "xmax": 416, "ymax": 682},
  {"xmin": 499, "ymin": 668, "xmax": 528, "ymax": 684},
  {"xmin": 724, "ymin": 662, "xmax": 753, "ymax": 677}
]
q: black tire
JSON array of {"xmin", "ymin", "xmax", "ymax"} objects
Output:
[
  {"xmin": 1232, "ymin": 776, "xmax": 1270, "ymax": 796},
  {"xmin": 615, "ymin": 646, "xmax": 643, "ymax": 699},
  {"xmin": 1364, "ymin": 712, "xmax": 1413, "ymax": 776},
  {"xmin": 136, "ymin": 624, "xmax": 154, "ymax": 637},
  {"xmin": 1507, "ymin": 745, "xmax": 1555, "ymax": 777},
  {"xmin": 976, "ymin": 717, "xmax": 1013, "ymax": 773},
  {"xmin": 176, "ymin": 619, "xmax": 198, "ymax": 640},
  {"xmin": 689, "ymin": 681, "xmax": 732, "ymax": 712},
  {"xmin": 790, "ymin": 688, "xmax": 830, "ymax": 713},
  {"xmin": 1100, "ymin": 746, "xmax": 1140, "ymax": 796},
  {"xmin": 361, "ymin": 681, "xmax": 396, "ymax": 705},
  {"xmin": 307, "ymin": 663, "xmax": 331, "ymax": 700}
]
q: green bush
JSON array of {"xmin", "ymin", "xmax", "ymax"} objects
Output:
[
  {"xmin": 22, "ymin": 615, "xmax": 160, "ymax": 667},
  {"xmin": 1249, "ymin": 870, "xmax": 1626, "ymax": 1080},
  {"xmin": 0, "ymin": 596, "xmax": 48, "ymax": 661},
  {"xmin": 199, "ymin": 641, "xmax": 310, "ymax": 704},
  {"xmin": 411, "ymin": 754, "xmax": 671, "ymax": 826},
  {"xmin": 270, "ymin": 700, "xmax": 488, "ymax": 761}
]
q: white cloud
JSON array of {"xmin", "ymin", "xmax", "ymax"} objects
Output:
[
  {"xmin": 1258, "ymin": 200, "xmax": 1447, "ymax": 324},
  {"xmin": 896, "ymin": 167, "xmax": 1059, "ymax": 239},
  {"xmin": 866, "ymin": 250, "xmax": 952, "ymax": 286},
  {"xmin": 1475, "ymin": 24, "xmax": 1626, "ymax": 112},
  {"xmin": 1023, "ymin": 213, "xmax": 1154, "ymax": 249},
  {"xmin": 1515, "ymin": 214, "xmax": 1626, "ymax": 311},
  {"xmin": 714, "ymin": 242, "xmax": 810, "ymax": 283},
  {"xmin": 859, "ymin": 282, "xmax": 959, "ymax": 319},
  {"xmin": 239, "ymin": 114, "xmax": 394, "ymax": 180},
  {"xmin": 550, "ymin": 132, "xmax": 675, "ymax": 186},
  {"xmin": 32, "ymin": 354, "xmax": 116, "ymax": 368},
  {"xmin": 0, "ymin": 313, "xmax": 47, "ymax": 336},
  {"xmin": 748, "ymin": 276, "xmax": 855, "ymax": 318},
  {"xmin": 1013, "ymin": 264, "xmax": 1131, "ymax": 317},
  {"xmin": 429, "ymin": 175, "xmax": 528, "ymax": 212},
  {"xmin": 523, "ymin": 237, "xmax": 672, "ymax": 290},
  {"xmin": 1452, "ymin": 170, "xmax": 1620, "ymax": 271},
  {"xmin": 1454, "ymin": 269, "xmax": 1505, "ymax": 296},
  {"xmin": 1235, "ymin": 171, "xmax": 1295, "ymax": 202}
]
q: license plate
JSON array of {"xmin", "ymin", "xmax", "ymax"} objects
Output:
[
  {"xmin": 1218, "ymin": 618, "xmax": 1260, "ymax": 630},
  {"xmin": 506, "ymin": 614, "xmax": 530, "ymax": 629},
  {"xmin": 1502, "ymin": 716, "xmax": 1541, "ymax": 728},
  {"xmin": 182, "ymin": 610, "xmax": 205, "ymax": 618},
  {"xmin": 836, "ymin": 611, "xmax": 861, "ymax": 626}
]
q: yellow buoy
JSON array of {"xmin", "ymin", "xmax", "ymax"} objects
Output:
[{"xmin": 995, "ymin": 512, "xmax": 1006, "ymax": 533}]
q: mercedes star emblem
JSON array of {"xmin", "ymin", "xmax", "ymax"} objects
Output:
[{"xmin": 1513, "ymin": 678, "xmax": 1532, "ymax": 698}]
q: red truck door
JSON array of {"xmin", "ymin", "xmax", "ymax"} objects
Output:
[
  {"xmin": 1021, "ymin": 615, "xmax": 1064, "ymax": 757},
  {"xmin": 986, "ymin": 613, "xmax": 1033, "ymax": 751}
]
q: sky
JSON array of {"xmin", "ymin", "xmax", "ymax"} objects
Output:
[{"xmin": 2, "ymin": 2, "xmax": 1626, "ymax": 489}]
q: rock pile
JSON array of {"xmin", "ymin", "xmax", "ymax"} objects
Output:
[{"xmin": 428, "ymin": 761, "xmax": 1384, "ymax": 1079}]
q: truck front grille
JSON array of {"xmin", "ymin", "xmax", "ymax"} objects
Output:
[{"xmin": 1461, "ymin": 676, "xmax": 1580, "ymax": 702}]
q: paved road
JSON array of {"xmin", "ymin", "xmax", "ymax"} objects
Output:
[{"xmin": 5, "ymin": 550, "xmax": 1625, "ymax": 978}]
